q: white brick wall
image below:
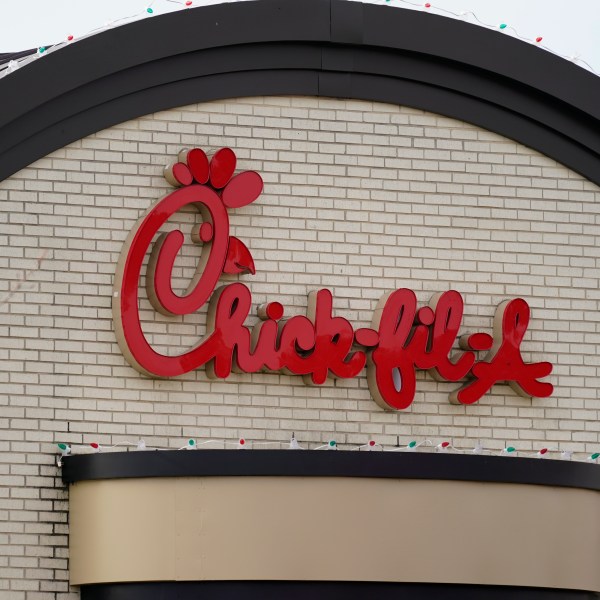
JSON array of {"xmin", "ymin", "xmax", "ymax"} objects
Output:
[{"xmin": 1, "ymin": 96, "xmax": 599, "ymax": 597}]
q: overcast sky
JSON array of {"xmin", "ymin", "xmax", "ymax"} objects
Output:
[{"xmin": 1, "ymin": 0, "xmax": 598, "ymax": 75}]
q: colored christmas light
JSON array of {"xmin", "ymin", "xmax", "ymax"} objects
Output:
[
  {"xmin": 0, "ymin": 0, "xmax": 594, "ymax": 84},
  {"xmin": 398, "ymin": 439, "xmax": 432, "ymax": 452},
  {"xmin": 56, "ymin": 443, "xmax": 71, "ymax": 466},
  {"xmin": 178, "ymin": 439, "xmax": 196, "ymax": 450},
  {"xmin": 53, "ymin": 438, "xmax": 600, "ymax": 464},
  {"xmin": 57, "ymin": 443, "xmax": 70, "ymax": 455},
  {"xmin": 354, "ymin": 440, "xmax": 380, "ymax": 451}
]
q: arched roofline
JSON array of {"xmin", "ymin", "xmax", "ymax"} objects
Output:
[{"xmin": 0, "ymin": 0, "xmax": 599, "ymax": 185}]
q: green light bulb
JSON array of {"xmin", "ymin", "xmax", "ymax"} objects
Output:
[
  {"xmin": 499, "ymin": 23, "xmax": 507, "ymax": 30},
  {"xmin": 591, "ymin": 452, "xmax": 599, "ymax": 460},
  {"xmin": 328, "ymin": 440, "xmax": 336, "ymax": 447},
  {"xmin": 146, "ymin": 7, "xmax": 154, "ymax": 13},
  {"xmin": 506, "ymin": 446, "xmax": 516, "ymax": 453},
  {"xmin": 408, "ymin": 441, "xmax": 417, "ymax": 448}
]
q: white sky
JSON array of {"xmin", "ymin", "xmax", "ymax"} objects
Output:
[{"xmin": 0, "ymin": 0, "xmax": 598, "ymax": 75}]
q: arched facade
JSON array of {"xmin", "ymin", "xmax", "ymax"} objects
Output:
[{"xmin": 1, "ymin": 2, "xmax": 599, "ymax": 599}]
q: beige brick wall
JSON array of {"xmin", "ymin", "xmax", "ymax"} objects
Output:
[{"xmin": 1, "ymin": 96, "xmax": 599, "ymax": 597}]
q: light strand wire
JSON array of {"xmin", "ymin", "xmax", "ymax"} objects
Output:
[
  {"xmin": 57, "ymin": 438, "xmax": 600, "ymax": 464},
  {"xmin": 0, "ymin": 0, "xmax": 597, "ymax": 79}
]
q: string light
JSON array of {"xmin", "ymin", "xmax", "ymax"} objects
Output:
[
  {"xmin": 388, "ymin": 439, "xmax": 432, "ymax": 452},
  {"xmin": 57, "ymin": 443, "xmax": 70, "ymax": 455},
  {"xmin": 378, "ymin": 0, "xmax": 598, "ymax": 75},
  {"xmin": 56, "ymin": 443, "xmax": 70, "ymax": 467},
  {"xmin": 352, "ymin": 440, "xmax": 381, "ymax": 451},
  {"xmin": 178, "ymin": 439, "xmax": 196, "ymax": 450},
  {"xmin": 314, "ymin": 440, "xmax": 337, "ymax": 450},
  {"xmin": 55, "ymin": 439, "xmax": 600, "ymax": 464},
  {"xmin": 1, "ymin": 0, "xmax": 598, "ymax": 80}
]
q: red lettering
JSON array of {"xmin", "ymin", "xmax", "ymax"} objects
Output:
[
  {"xmin": 112, "ymin": 147, "xmax": 554, "ymax": 409},
  {"xmin": 450, "ymin": 299, "xmax": 553, "ymax": 404}
]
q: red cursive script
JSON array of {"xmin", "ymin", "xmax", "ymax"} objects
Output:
[{"xmin": 112, "ymin": 148, "xmax": 553, "ymax": 410}]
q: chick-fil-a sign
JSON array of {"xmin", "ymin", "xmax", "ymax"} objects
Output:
[{"xmin": 112, "ymin": 148, "xmax": 553, "ymax": 410}]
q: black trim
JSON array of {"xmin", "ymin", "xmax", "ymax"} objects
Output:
[
  {"xmin": 1, "ymin": 0, "xmax": 600, "ymax": 185},
  {"xmin": 0, "ymin": 49, "xmax": 37, "ymax": 66},
  {"xmin": 80, "ymin": 581, "xmax": 600, "ymax": 600},
  {"xmin": 61, "ymin": 449, "xmax": 600, "ymax": 491}
]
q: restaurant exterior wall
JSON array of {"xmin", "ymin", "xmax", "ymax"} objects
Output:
[{"xmin": 1, "ymin": 95, "xmax": 599, "ymax": 597}]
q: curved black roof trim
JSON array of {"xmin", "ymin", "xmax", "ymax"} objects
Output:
[
  {"xmin": 60, "ymin": 449, "xmax": 600, "ymax": 491},
  {"xmin": 79, "ymin": 581, "xmax": 600, "ymax": 600},
  {"xmin": 0, "ymin": 0, "xmax": 599, "ymax": 185}
]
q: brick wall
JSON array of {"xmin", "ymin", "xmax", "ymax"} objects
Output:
[{"xmin": 1, "ymin": 96, "xmax": 599, "ymax": 598}]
